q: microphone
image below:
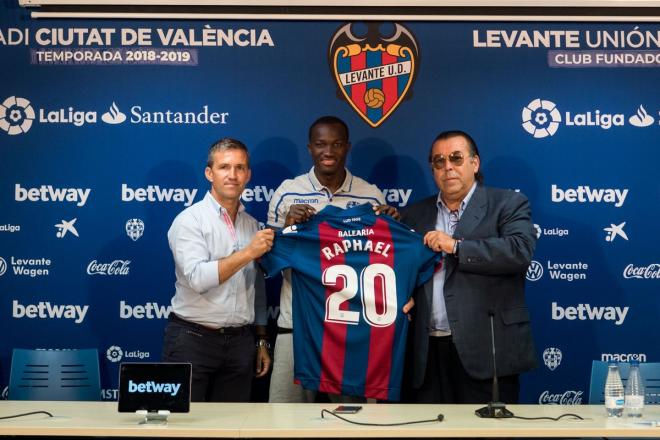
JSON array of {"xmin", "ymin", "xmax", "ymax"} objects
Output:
[{"xmin": 475, "ymin": 311, "xmax": 514, "ymax": 418}]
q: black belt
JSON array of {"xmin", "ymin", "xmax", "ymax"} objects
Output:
[
  {"xmin": 169, "ymin": 313, "xmax": 249, "ymax": 335},
  {"xmin": 277, "ymin": 327, "xmax": 293, "ymax": 334}
]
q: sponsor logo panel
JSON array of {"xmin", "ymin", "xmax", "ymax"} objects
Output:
[
  {"xmin": 604, "ymin": 222, "xmax": 628, "ymax": 242},
  {"xmin": 551, "ymin": 302, "xmax": 628, "ymax": 325},
  {"xmin": 87, "ymin": 260, "xmax": 131, "ymax": 276},
  {"xmin": 121, "ymin": 184, "xmax": 197, "ymax": 206},
  {"xmin": 105, "ymin": 345, "xmax": 150, "ymax": 363},
  {"xmin": 0, "ymin": 223, "xmax": 21, "ymax": 233},
  {"xmin": 527, "ymin": 260, "xmax": 588, "ymax": 282},
  {"xmin": 601, "ymin": 353, "xmax": 647, "ymax": 363},
  {"xmin": 539, "ymin": 390, "xmax": 583, "ymax": 405},
  {"xmin": 1, "ymin": 97, "xmax": 230, "ymax": 135},
  {"xmin": 12, "ymin": 300, "xmax": 88, "ymax": 324},
  {"xmin": 0, "ymin": 96, "xmax": 35, "ymax": 135},
  {"xmin": 526, "ymin": 260, "xmax": 543, "ymax": 281},
  {"xmin": 119, "ymin": 301, "xmax": 171, "ymax": 319},
  {"xmin": 521, "ymin": 98, "xmax": 659, "ymax": 138},
  {"xmin": 55, "ymin": 218, "xmax": 79, "ymax": 238},
  {"xmin": 623, "ymin": 263, "xmax": 660, "ymax": 279},
  {"xmin": 534, "ymin": 223, "xmax": 569, "ymax": 239},
  {"xmin": 15, "ymin": 184, "xmax": 91, "ymax": 207},
  {"xmin": 551, "ymin": 185, "xmax": 628, "ymax": 207},
  {"xmin": 543, "ymin": 347, "xmax": 563, "ymax": 371},
  {"xmin": 125, "ymin": 219, "xmax": 144, "ymax": 241},
  {"xmin": 0, "ymin": 256, "xmax": 51, "ymax": 277}
]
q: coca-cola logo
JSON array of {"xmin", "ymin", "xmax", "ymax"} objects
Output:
[
  {"xmin": 623, "ymin": 264, "xmax": 660, "ymax": 279},
  {"xmin": 87, "ymin": 260, "xmax": 131, "ymax": 276},
  {"xmin": 538, "ymin": 390, "xmax": 583, "ymax": 405}
]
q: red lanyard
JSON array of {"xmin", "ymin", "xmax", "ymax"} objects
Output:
[{"xmin": 221, "ymin": 210, "xmax": 238, "ymax": 249}]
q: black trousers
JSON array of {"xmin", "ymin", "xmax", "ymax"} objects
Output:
[
  {"xmin": 162, "ymin": 317, "xmax": 255, "ymax": 402},
  {"xmin": 416, "ymin": 335, "xmax": 519, "ymax": 404}
]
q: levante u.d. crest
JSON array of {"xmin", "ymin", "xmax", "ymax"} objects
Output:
[{"xmin": 328, "ymin": 23, "xmax": 420, "ymax": 128}]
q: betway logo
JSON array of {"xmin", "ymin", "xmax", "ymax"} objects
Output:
[
  {"xmin": 382, "ymin": 189, "xmax": 412, "ymax": 207},
  {"xmin": 551, "ymin": 302, "xmax": 628, "ymax": 325},
  {"xmin": 241, "ymin": 185, "xmax": 274, "ymax": 202},
  {"xmin": 551, "ymin": 185, "xmax": 628, "ymax": 207},
  {"xmin": 121, "ymin": 184, "xmax": 197, "ymax": 207},
  {"xmin": 12, "ymin": 300, "xmax": 88, "ymax": 324},
  {"xmin": 15, "ymin": 184, "xmax": 91, "ymax": 207},
  {"xmin": 128, "ymin": 380, "xmax": 181, "ymax": 396},
  {"xmin": 602, "ymin": 353, "xmax": 647, "ymax": 363},
  {"xmin": 120, "ymin": 300, "xmax": 171, "ymax": 319},
  {"xmin": 539, "ymin": 390, "xmax": 583, "ymax": 405}
]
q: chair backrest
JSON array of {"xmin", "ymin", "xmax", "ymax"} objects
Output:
[
  {"xmin": 589, "ymin": 360, "xmax": 660, "ymax": 404},
  {"xmin": 9, "ymin": 348, "xmax": 101, "ymax": 401}
]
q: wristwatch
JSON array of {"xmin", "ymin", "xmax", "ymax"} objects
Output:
[{"xmin": 256, "ymin": 338, "xmax": 271, "ymax": 350}]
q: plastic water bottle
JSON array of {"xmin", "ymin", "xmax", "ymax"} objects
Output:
[
  {"xmin": 604, "ymin": 363, "xmax": 624, "ymax": 417},
  {"xmin": 625, "ymin": 360, "xmax": 645, "ymax": 418}
]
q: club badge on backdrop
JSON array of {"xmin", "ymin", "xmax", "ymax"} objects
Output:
[{"xmin": 328, "ymin": 23, "xmax": 419, "ymax": 128}]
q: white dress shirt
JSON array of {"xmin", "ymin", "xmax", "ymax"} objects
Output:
[{"xmin": 168, "ymin": 191, "xmax": 266, "ymax": 328}]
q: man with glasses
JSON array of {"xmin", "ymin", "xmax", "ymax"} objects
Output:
[
  {"xmin": 401, "ymin": 130, "xmax": 537, "ymax": 404},
  {"xmin": 267, "ymin": 115, "xmax": 399, "ymax": 402}
]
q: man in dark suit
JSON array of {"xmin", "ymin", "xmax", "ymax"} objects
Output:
[{"xmin": 401, "ymin": 130, "xmax": 537, "ymax": 404}]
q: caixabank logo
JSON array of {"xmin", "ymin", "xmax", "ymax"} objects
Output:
[
  {"xmin": 521, "ymin": 99, "xmax": 658, "ymax": 138},
  {"xmin": 328, "ymin": 23, "xmax": 419, "ymax": 128}
]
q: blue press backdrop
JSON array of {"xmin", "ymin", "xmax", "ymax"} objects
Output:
[{"xmin": 0, "ymin": 2, "xmax": 658, "ymax": 404}]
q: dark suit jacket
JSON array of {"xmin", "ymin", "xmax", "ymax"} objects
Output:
[{"xmin": 401, "ymin": 185, "xmax": 538, "ymax": 388}]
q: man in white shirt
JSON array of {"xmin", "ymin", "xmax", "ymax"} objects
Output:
[{"xmin": 163, "ymin": 138, "xmax": 274, "ymax": 402}]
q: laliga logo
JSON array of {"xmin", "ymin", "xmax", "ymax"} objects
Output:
[
  {"xmin": 526, "ymin": 260, "xmax": 543, "ymax": 281},
  {"xmin": 0, "ymin": 96, "xmax": 35, "ymax": 135},
  {"xmin": 521, "ymin": 99, "xmax": 561, "ymax": 138},
  {"xmin": 543, "ymin": 347, "xmax": 562, "ymax": 371},
  {"xmin": 0, "ymin": 257, "xmax": 6, "ymax": 276},
  {"xmin": 106, "ymin": 345, "xmax": 123, "ymax": 362},
  {"xmin": 101, "ymin": 102, "xmax": 126, "ymax": 124},
  {"xmin": 125, "ymin": 218, "xmax": 144, "ymax": 241}
]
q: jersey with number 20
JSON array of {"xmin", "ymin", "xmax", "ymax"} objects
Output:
[{"xmin": 260, "ymin": 203, "xmax": 439, "ymax": 401}]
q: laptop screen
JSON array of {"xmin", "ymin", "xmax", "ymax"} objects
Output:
[{"xmin": 118, "ymin": 363, "xmax": 192, "ymax": 413}]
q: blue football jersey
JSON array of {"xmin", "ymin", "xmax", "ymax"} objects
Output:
[{"xmin": 260, "ymin": 203, "xmax": 440, "ymax": 401}]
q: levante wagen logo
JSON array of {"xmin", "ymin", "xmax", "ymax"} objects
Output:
[{"xmin": 328, "ymin": 23, "xmax": 419, "ymax": 128}]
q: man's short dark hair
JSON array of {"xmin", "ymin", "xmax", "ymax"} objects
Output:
[
  {"xmin": 429, "ymin": 130, "xmax": 484, "ymax": 184},
  {"xmin": 308, "ymin": 116, "xmax": 349, "ymax": 142},
  {"xmin": 207, "ymin": 138, "xmax": 250, "ymax": 168}
]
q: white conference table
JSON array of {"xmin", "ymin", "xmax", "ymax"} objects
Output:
[{"xmin": 2, "ymin": 401, "xmax": 660, "ymax": 438}]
